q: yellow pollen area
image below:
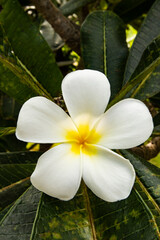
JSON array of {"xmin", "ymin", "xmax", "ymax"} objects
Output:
[{"xmin": 66, "ymin": 124, "xmax": 101, "ymax": 155}]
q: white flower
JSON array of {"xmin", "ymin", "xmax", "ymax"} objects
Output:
[{"xmin": 16, "ymin": 69, "xmax": 153, "ymax": 202}]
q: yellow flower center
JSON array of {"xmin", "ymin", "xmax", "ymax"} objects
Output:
[{"xmin": 66, "ymin": 124, "xmax": 101, "ymax": 155}]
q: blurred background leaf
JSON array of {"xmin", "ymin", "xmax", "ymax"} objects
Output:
[
  {"xmin": 114, "ymin": 0, "xmax": 156, "ymax": 24},
  {"xmin": 123, "ymin": 0, "xmax": 160, "ymax": 84}
]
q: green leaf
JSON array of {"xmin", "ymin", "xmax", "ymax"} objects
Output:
[
  {"xmin": 109, "ymin": 35, "xmax": 160, "ymax": 107},
  {"xmin": 123, "ymin": 0, "xmax": 160, "ymax": 83},
  {"xmin": 120, "ymin": 150, "xmax": 160, "ymax": 210},
  {"xmin": 0, "ymin": 151, "xmax": 41, "ymax": 188},
  {"xmin": 0, "ymin": 204, "xmax": 13, "ymax": 221},
  {"xmin": 23, "ymin": 183, "xmax": 160, "ymax": 239},
  {"xmin": 0, "ymin": 0, "xmax": 63, "ymax": 98},
  {"xmin": 0, "ymin": 127, "xmax": 15, "ymax": 137},
  {"xmin": 0, "ymin": 135, "xmax": 26, "ymax": 152},
  {"xmin": 0, "ymin": 186, "xmax": 42, "ymax": 238},
  {"xmin": 0, "ymin": 150, "xmax": 160, "ymax": 239},
  {"xmin": 0, "ymin": 94, "xmax": 21, "ymax": 122},
  {"xmin": 81, "ymin": 10, "xmax": 128, "ymax": 99},
  {"xmin": 0, "ymin": 26, "xmax": 39, "ymax": 102},
  {"xmin": 0, "ymin": 177, "xmax": 30, "ymax": 210},
  {"xmin": 0, "ymin": 53, "xmax": 53, "ymax": 101},
  {"xmin": 131, "ymin": 64, "xmax": 160, "ymax": 100},
  {"xmin": 0, "ymin": 59, "xmax": 36, "ymax": 103}
]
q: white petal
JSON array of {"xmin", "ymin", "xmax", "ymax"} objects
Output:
[
  {"xmin": 62, "ymin": 70, "xmax": 110, "ymax": 127},
  {"xmin": 16, "ymin": 96, "xmax": 77, "ymax": 143},
  {"xmin": 96, "ymin": 99, "xmax": 153, "ymax": 149},
  {"xmin": 82, "ymin": 144, "xmax": 135, "ymax": 202},
  {"xmin": 31, "ymin": 143, "xmax": 82, "ymax": 200}
]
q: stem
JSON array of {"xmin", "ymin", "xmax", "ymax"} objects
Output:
[{"xmin": 31, "ymin": 0, "xmax": 81, "ymax": 54}]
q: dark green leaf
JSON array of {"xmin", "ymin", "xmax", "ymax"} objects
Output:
[
  {"xmin": 153, "ymin": 112, "xmax": 160, "ymax": 127},
  {"xmin": 109, "ymin": 35, "xmax": 160, "ymax": 107},
  {"xmin": 81, "ymin": 10, "xmax": 128, "ymax": 99},
  {"xmin": 0, "ymin": 204, "xmax": 13, "ymax": 222},
  {"xmin": 0, "ymin": 151, "xmax": 41, "ymax": 188},
  {"xmin": 0, "ymin": 53, "xmax": 53, "ymax": 101},
  {"xmin": 124, "ymin": 0, "xmax": 160, "ymax": 83},
  {"xmin": 0, "ymin": 61, "xmax": 36, "ymax": 103},
  {"xmin": 28, "ymin": 180, "xmax": 160, "ymax": 239},
  {"xmin": 114, "ymin": 0, "xmax": 155, "ymax": 23},
  {"xmin": 0, "ymin": 0, "xmax": 63, "ymax": 98},
  {"xmin": 0, "ymin": 186, "xmax": 41, "ymax": 240},
  {"xmin": 0, "ymin": 150, "xmax": 160, "ymax": 239},
  {"xmin": 0, "ymin": 25, "xmax": 38, "ymax": 102},
  {"xmin": 121, "ymin": 150, "xmax": 160, "ymax": 205},
  {"xmin": 0, "ymin": 177, "xmax": 31, "ymax": 210},
  {"xmin": 0, "ymin": 94, "xmax": 21, "ymax": 122},
  {"xmin": 151, "ymin": 93, "xmax": 160, "ymax": 108},
  {"xmin": 0, "ymin": 135, "xmax": 26, "ymax": 152},
  {"xmin": 131, "ymin": 64, "xmax": 160, "ymax": 100}
]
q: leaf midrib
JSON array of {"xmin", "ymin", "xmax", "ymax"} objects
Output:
[
  {"xmin": 83, "ymin": 182, "xmax": 97, "ymax": 240},
  {"xmin": 103, "ymin": 13, "xmax": 107, "ymax": 76}
]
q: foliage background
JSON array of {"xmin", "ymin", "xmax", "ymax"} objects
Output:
[{"xmin": 0, "ymin": 0, "xmax": 160, "ymax": 239}]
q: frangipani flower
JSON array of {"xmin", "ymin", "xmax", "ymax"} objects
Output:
[{"xmin": 16, "ymin": 70, "xmax": 153, "ymax": 202}]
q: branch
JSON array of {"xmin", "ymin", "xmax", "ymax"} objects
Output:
[
  {"xmin": 131, "ymin": 136, "xmax": 160, "ymax": 160},
  {"xmin": 31, "ymin": 0, "xmax": 81, "ymax": 54}
]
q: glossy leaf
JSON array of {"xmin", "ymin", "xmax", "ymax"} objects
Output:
[
  {"xmin": 27, "ymin": 151, "xmax": 160, "ymax": 240},
  {"xmin": 0, "ymin": 186, "xmax": 41, "ymax": 240},
  {"xmin": 121, "ymin": 150, "xmax": 160, "ymax": 236},
  {"xmin": 1, "ymin": 150, "xmax": 160, "ymax": 239},
  {"xmin": 81, "ymin": 10, "xmax": 128, "ymax": 99},
  {"xmin": 109, "ymin": 35, "xmax": 160, "ymax": 107},
  {"xmin": 124, "ymin": 0, "xmax": 160, "ymax": 83},
  {"xmin": 29, "ymin": 182, "xmax": 160, "ymax": 239},
  {"xmin": 0, "ymin": 0, "xmax": 63, "ymax": 98}
]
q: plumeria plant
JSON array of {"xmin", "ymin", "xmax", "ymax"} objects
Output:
[
  {"xmin": 0, "ymin": 0, "xmax": 160, "ymax": 239},
  {"xmin": 16, "ymin": 69, "xmax": 153, "ymax": 202}
]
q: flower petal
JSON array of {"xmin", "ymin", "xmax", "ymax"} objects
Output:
[
  {"xmin": 62, "ymin": 69, "xmax": 110, "ymax": 127},
  {"xmin": 16, "ymin": 96, "xmax": 77, "ymax": 143},
  {"xmin": 96, "ymin": 99, "xmax": 153, "ymax": 149},
  {"xmin": 82, "ymin": 144, "xmax": 135, "ymax": 202},
  {"xmin": 31, "ymin": 143, "xmax": 82, "ymax": 200}
]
